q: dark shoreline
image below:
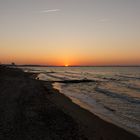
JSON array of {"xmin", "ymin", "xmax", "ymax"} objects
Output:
[{"xmin": 0, "ymin": 66, "xmax": 139, "ymax": 140}]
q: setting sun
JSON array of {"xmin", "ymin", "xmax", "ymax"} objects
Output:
[
  {"xmin": 65, "ymin": 64, "xmax": 69, "ymax": 67},
  {"xmin": 0, "ymin": 0, "xmax": 140, "ymax": 139}
]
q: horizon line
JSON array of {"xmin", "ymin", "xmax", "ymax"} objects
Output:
[{"xmin": 2, "ymin": 64, "xmax": 140, "ymax": 67}]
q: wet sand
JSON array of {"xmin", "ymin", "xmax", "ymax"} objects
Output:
[{"xmin": 0, "ymin": 66, "xmax": 139, "ymax": 140}]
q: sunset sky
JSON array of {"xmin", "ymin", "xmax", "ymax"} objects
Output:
[{"xmin": 0, "ymin": 0, "xmax": 140, "ymax": 66}]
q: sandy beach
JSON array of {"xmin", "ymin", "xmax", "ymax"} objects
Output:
[{"xmin": 0, "ymin": 66, "xmax": 139, "ymax": 140}]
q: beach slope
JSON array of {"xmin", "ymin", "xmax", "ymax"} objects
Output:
[{"xmin": 0, "ymin": 66, "xmax": 139, "ymax": 140}]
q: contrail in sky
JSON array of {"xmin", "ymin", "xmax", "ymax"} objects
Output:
[{"xmin": 40, "ymin": 9, "xmax": 61, "ymax": 13}]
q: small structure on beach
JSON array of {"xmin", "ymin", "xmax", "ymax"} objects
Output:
[{"xmin": 11, "ymin": 62, "xmax": 16, "ymax": 66}]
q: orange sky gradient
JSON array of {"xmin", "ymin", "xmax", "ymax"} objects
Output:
[
  {"xmin": 0, "ymin": 0, "xmax": 140, "ymax": 66},
  {"xmin": 1, "ymin": 38, "xmax": 140, "ymax": 66}
]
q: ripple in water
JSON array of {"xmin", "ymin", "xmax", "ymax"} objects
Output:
[{"xmin": 22, "ymin": 66, "xmax": 140, "ymax": 137}]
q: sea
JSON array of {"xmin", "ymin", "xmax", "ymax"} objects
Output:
[{"xmin": 21, "ymin": 66, "xmax": 140, "ymax": 136}]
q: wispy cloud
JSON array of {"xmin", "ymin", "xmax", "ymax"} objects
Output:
[{"xmin": 40, "ymin": 9, "xmax": 61, "ymax": 13}]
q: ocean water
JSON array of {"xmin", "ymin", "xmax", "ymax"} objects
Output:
[{"xmin": 22, "ymin": 66, "xmax": 140, "ymax": 136}]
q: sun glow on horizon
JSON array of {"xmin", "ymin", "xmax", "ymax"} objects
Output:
[
  {"xmin": 0, "ymin": 1, "xmax": 140, "ymax": 66},
  {"xmin": 65, "ymin": 64, "xmax": 69, "ymax": 67}
]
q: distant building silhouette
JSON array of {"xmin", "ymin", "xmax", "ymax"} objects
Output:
[{"xmin": 11, "ymin": 62, "xmax": 16, "ymax": 66}]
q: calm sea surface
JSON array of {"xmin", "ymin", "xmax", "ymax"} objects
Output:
[{"xmin": 21, "ymin": 66, "xmax": 140, "ymax": 136}]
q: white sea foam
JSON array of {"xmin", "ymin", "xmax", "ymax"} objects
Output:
[{"xmin": 21, "ymin": 66, "xmax": 140, "ymax": 136}]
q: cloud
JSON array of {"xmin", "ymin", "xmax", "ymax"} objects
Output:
[{"xmin": 40, "ymin": 9, "xmax": 61, "ymax": 13}]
